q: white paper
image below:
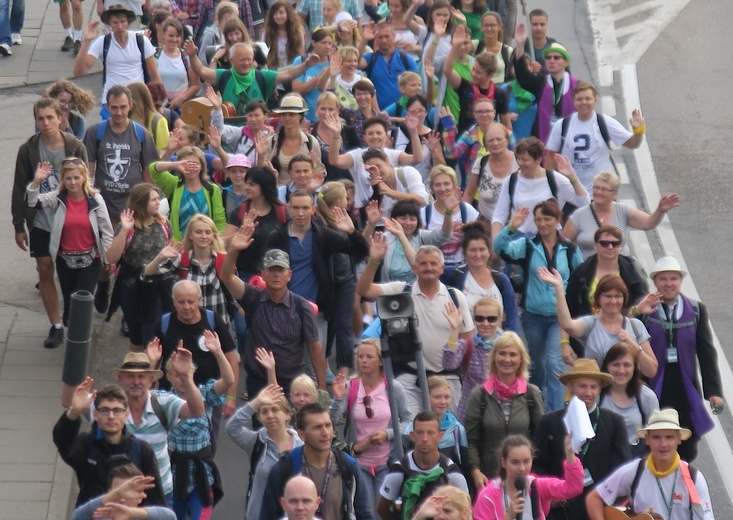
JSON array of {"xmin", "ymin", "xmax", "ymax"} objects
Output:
[{"xmin": 563, "ymin": 396, "xmax": 596, "ymax": 453}]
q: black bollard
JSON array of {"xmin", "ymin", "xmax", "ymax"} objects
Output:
[{"xmin": 62, "ymin": 290, "xmax": 94, "ymax": 387}]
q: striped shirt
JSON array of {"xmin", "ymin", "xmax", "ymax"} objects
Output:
[{"xmin": 125, "ymin": 391, "xmax": 185, "ymax": 496}]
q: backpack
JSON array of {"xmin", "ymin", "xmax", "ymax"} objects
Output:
[
  {"xmin": 217, "ymin": 68, "xmax": 268, "ymax": 114},
  {"xmin": 102, "ymin": 33, "xmax": 150, "ymax": 87},
  {"xmin": 345, "ymin": 376, "xmax": 388, "ymax": 425},
  {"xmin": 246, "ymin": 437, "xmax": 266, "ymax": 503},
  {"xmin": 95, "ymin": 119, "xmax": 147, "ymax": 169},
  {"xmin": 558, "ymin": 112, "xmax": 619, "ymax": 176},
  {"xmin": 365, "ymin": 49, "xmax": 411, "ymax": 79},
  {"xmin": 507, "ymin": 170, "xmax": 558, "ymax": 213},
  {"xmin": 424, "ymin": 202, "xmax": 469, "ymax": 227},
  {"xmin": 626, "ymin": 457, "xmax": 699, "ymax": 515},
  {"xmin": 178, "ymin": 251, "xmax": 227, "ymax": 280},
  {"xmin": 161, "ymin": 308, "xmax": 216, "ymax": 337},
  {"xmin": 82, "ymin": 432, "xmax": 144, "ymax": 499},
  {"xmin": 393, "ymin": 453, "xmax": 460, "ymax": 520}
]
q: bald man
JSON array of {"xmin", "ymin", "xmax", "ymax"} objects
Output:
[{"xmin": 281, "ymin": 476, "xmax": 321, "ymax": 520}]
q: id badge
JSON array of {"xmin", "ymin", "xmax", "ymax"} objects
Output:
[
  {"xmin": 583, "ymin": 467, "xmax": 594, "ymax": 487},
  {"xmin": 667, "ymin": 348, "xmax": 679, "ymax": 363}
]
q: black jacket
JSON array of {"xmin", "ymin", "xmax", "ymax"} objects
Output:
[
  {"xmin": 265, "ymin": 220, "xmax": 369, "ymax": 316},
  {"xmin": 52, "ymin": 413, "xmax": 166, "ymax": 506},
  {"xmin": 565, "ymin": 254, "xmax": 648, "ymax": 317}
]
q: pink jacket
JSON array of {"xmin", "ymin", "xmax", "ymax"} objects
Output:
[{"xmin": 473, "ymin": 459, "xmax": 585, "ymax": 520}]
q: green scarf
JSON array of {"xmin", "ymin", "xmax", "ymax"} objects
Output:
[
  {"xmin": 398, "ymin": 95, "xmax": 408, "ymax": 108},
  {"xmin": 229, "ymin": 68, "xmax": 256, "ymax": 97},
  {"xmin": 512, "ymin": 80, "xmax": 535, "ymax": 114}
]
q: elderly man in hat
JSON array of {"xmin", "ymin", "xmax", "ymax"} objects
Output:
[
  {"xmin": 53, "ymin": 378, "xmax": 166, "ymax": 507},
  {"xmin": 114, "ymin": 349, "xmax": 205, "ymax": 505},
  {"xmin": 512, "ymin": 22, "xmax": 579, "ymax": 143},
  {"xmin": 533, "ymin": 359, "xmax": 631, "ymax": 520},
  {"xmin": 586, "ymin": 408, "xmax": 715, "ymax": 520},
  {"xmin": 632, "ymin": 256, "xmax": 724, "ymax": 462},
  {"xmin": 73, "ymin": 4, "xmax": 162, "ymax": 116}
]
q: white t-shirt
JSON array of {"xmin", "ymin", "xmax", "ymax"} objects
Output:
[
  {"xmin": 380, "ymin": 451, "xmax": 469, "ymax": 500},
  {"xmin": 157, "ymin": 51, "xmax": 189, "ymax": 98},
  {"xmin": 546, "ymin": 113, "xmax": 633, "ymax": 191},
  {"xmin": 579, "ymin": 316, "xmax": 650, "ymax": 368},
  {"xmin": 470, "ymin": 155, "xmax": 518, "ymax": 222},
  {"xmin": 491, "ymin": 172, "xmax": 590, "ymax": 235},
  {"xmin": 462, "ymin": 272, "xmax": 504, "ymax": 311},
  {"xmin": 597, "ymin": 459, "xmax": 714, "ymax": 520},
  {"xmin": 350, "ymin": 148, "xmax": 429, "ymax": 215},
  {"xmin": 88, "ymin": 31, "xmax": 156, "ymax": 102},
  {"xmin": 420, "ymin": 203, "xmax": 479, "ymax": 265},
  {"xmin": 379, "ymin": 281, "xmax": 474, "ymax": 372}
]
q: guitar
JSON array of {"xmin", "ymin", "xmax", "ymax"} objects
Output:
[
  {"xmin": 180, "ymin": 97, "xmax": 213, "ymax": 145},
  {"xmin": 604, "ymin": 505, "xmax": 656, "ymax": 520}
]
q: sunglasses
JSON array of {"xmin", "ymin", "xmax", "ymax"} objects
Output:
[
  {"xmin": 62, "ymin": 157, "xmax": 84, "ymax": 167},
  {"xmin": 597, "ymin": 240, "xmax": 622, "ymax": 248},
  {"xmin": 474, "ymin": 315, "xmax": 499, "ymax": 324},
  {"xmin": 363, "ymin": 395, "xmax": 374, "ymax": 419},
  {"xmin": 545, "ymin": 54, "xmax": 564, "ymax": 61}
]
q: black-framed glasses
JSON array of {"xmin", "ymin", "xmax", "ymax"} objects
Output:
[
  {"xmin": 598, "ymin": 240, "xmax": 622, "ymax": 248},
  {"xmin": 363, "ymin": 395, "xmax": 374, "ymax": 419},
  {"xmin": 474, "ymin": 315, "xmax": 500, "ymax": 324},
  {"xmin": 96, "ymin": 407, "xmax": 127, "ymax": 417}
]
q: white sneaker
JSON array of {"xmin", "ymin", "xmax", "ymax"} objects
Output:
[
  {"xmin": 11, "ymin": 33, "xmax": 22, "ymax": 45},
  {"xmin": 0, "ymin": 44, "xmax": 12, "ymax": 56}
]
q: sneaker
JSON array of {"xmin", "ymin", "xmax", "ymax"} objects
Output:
[
  {"xmin": 61, "ymin": 36, "xmax": 73, "ymax": 52},
  {"xmin": 11, "ymin": 33, "xmax": 22, "ymax": 45},
  {"xmin": 326, "ymin": 367, "xmax": 336, "ymax": 385},
  {"xmin": 120, "ymin": 316, "xmax": 129, "ymax": 337},
  {"xmin": 94, "ymin": 280, "xmax": 110, "ymax": 314},
  {"xmin": 0, "ymin": 44, "xmax": 11, "ymax": 57},
  {"xmin": 44, "ymin": 326, "xmax": 64, "ymax": 349},
  {"xmin": 72, "ymin": 40, "xmax": 81, "ymax": 55}
]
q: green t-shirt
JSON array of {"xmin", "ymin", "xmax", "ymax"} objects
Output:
[
  {"xmin": 215, "ymin": 68, "xmax": 279, "ymax": 112},
  {"xmin": 462, "ymin": 9, "xmax": 486, "ymax": 40},
  {"xmin": 443, "ymin": 58, "xmax": 473, "ymax": 122}
]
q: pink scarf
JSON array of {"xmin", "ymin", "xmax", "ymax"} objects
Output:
[{"xmin": 483, "ymin": 374, "xmax": 527, "ymax": 402}]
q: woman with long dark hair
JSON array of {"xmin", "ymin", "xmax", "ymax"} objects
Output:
[{"xmin": 263, "ymin": 0, "xmax": 305, "ymax": 69}]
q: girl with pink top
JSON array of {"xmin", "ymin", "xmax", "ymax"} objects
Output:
[{"xmin": 473, "ymin": 434, "xmax": 584, "ymax": 520}]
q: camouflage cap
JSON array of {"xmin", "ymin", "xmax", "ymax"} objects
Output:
[{"xmin": 263, "ymin": 249, "xmax": 290, "ymax": 269}]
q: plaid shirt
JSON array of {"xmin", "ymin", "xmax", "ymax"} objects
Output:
[
  {"xmin": 175, "ymin": 0, "xmax": 201, "ymax": 30},
  {"xmin": 169, "ymin": 381, "xmax": 226, "ymax": 493},
  {"xmin": 297, "ymin": 0, "xmax": 361, "ymax": 31},
  {"xmin": 155, "ymin": 251, "xmax": 234, "ymax": 324},
  {"xmin": 196, "ymin": 0, "xmax": 253, "ymax": 45}
]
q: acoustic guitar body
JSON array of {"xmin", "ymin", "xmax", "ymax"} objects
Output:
[
  {"xmin": 604, "ymin": 505, "xmax": 656, "ymax": 520},
  {"xmin": 181, "ymin": 97, "xmax": 213, "ymax": 145}
]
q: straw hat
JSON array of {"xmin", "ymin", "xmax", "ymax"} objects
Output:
[
  {"xmin": 272, "ymin": 93, "xmax": 308, "ymax": 114},
  {"xmin": 558, "ymin": 358, "xmax": 613, "ymax": 387},
  {"xmin": 636, "ymin": 408, "xmax": 692, "ymax": 440},
  {"xmin": 101, "ymin": 4, "xmax": 137, "ymax": 24},
  {"xmin": 111, "ymin": 352, "xmax": 164, "ymax": 381}
]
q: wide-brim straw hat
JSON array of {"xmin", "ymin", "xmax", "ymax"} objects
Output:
[
  {"xmin": 558, "ymin": 358, "xmax": 613, "ymax": 387},
  {"xmin": 636, "ymin": 408, "xmax": 692, "ymax": 440},
  {"xmin": 272, "ymin": 93, "xmax": 308, "ymax": 114},
  {"xmin": 111, "ymin": 352, "xmax": 164, "ymax": 381}
]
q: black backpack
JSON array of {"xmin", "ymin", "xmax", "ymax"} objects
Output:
[
  {"xmin": 391, "ymin": 453, "xmax": 461, "ymax": 520},
  {"xmin": 102, "ymin": 33, "xmax": 149, "ymax": 86},
  {"xmin": 365, "ymin": 49, "xmax": 411, "ymax": 79}
]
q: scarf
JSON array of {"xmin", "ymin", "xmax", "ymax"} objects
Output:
[
  {"xmin": 440, "ymin": 410, "xmax": 460, "ymax": 432},
  {"xmin": 511, "ymin": 80, "xmax": 535, "ymax": 114},
  {"xmin": 489, "ymin": 374, "xmax": 521, "ymax": 402},
  {"xmin": 472, "ymin": 81, "xmax": 496, "ymax": 104},
  {"xmin": 647, "ymin": 453, "xmax": 680, "ymax": 477},
  {"xmin": 397, "ymin": 95, "xmax": 408, "ymax": 108},
  {"xmin": 229, "ymin": 68, "xmax": 256, "ymax": 97}
]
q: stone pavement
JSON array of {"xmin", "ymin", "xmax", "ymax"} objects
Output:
[{"xmin": 0, "ymin": 0, "xmax": 101, "ymax": 89}]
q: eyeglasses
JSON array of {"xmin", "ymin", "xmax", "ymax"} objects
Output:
[
  {"xmin": 474, "ymin": 109, "xmax": 496, "ymax": 116},
  {"xmin": 407, "ymin": 108, "xmax": 427, "ymax": 116},
  {"xmin": 96, "ymin": 407, "xmax": 127, "ymax": 417},
  {"xmin": 597, "ymin": 240, "xmax": 622, "ymax": 248},
  {"xmin": 363, "ymin": 395, "xmax": 374, "ymax": 419},
  {"xmin": 474, "ymin": 315, "xmax": 500, "ymax": 324},
  {"xmin": 57, "ymin": 99, "xmax": 71, "ymax": 107},
  {"xmin": 592, "ymin": 185, "xmax": 616, "ymax": 193},
  {"xmin": 545, "ymin": 54, "xmax": 564, "ymax": 61},
  {"xmin": 62, "ymin": 158, "xmax": 85, "ymax": 167}
]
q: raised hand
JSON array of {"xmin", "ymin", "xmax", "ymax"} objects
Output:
[
  {"xmin": 657, "ymin": 193, "xmax": 681, "ymax": 213},
  {"xmin": 229, "ymin": 223, "xmax": 256, "ymax": 251},
  {"xmin": 365, "ymin": 200, "xmax": 381, "ymax": 225},
  {"xmin": 451, "ymin": 23, "xmax": 467, "ymax": 45},
  {"xmin": 381, "ymin": 217, "xmax": 405, "ymax": 237},
  {"xmin": 205, "ymin": 86, "xmax": 222, "ymax": 110},
  {"xmin": 333, "ymin": 206, "xmax": 356, "ymax": 234},
  {"xmin": 255, "ymin": 347, "xmax": 276, "ymax": 372},
  {"xmin": 84, "ymin": 21, "xmax": 100, "ymax": 42},
  {"xmin": 514, "ymin": 22, "xmax": 527, "ymax": 45},
  {"xmin": 71, "ymin": 377, "xmax": 96, "ymax": 414},
  {"xmin": 145, "ymin": 337, "xmax": 163, "ymax": 367},
  {"xmin": 166, "ymin": 128, "xmax": 182, "ymax": 152},
  {"xmin": 202, "ymin": 330, "xmax": 222, "ymax": 355},
  {"xmin": 208, "ymin": 125, "xmax": 222, "ymax": 150},
  {"xmin": 552, "ymin": 152, "xmax": 576, "ymax": 179},
  {"xmin": 34, "ymin": 162, "xmax": 53, "ymax": 183},
  {"xmin": 365, "ymin": 164, "xmax": 382, "ymax": 185},
  {"xmin": 183, "ymin": 39, "xmax": 198, "ymax": 57},
  {"xmin": 441, "ymin": 301, "xmax": 463, "ymax": 330},
  {"xmin": 255, "ymin": 131, "xmax": 271, "ymax": 157},
  {"xmin": 443, "ymin": 186, "xmax": 461, "ymax": 214},
  {"xmin": 369, "ymin": 232, "xmax": 388, "ymax": 261},
  {"xmin": 412, "ymin": 495, "xmax": 452, "ymax": 520},
  {"xmin": 170, "ymin": 345, "xmax": 194, "ymax": 377},
  {"xmin": 537, "ymin": 267, "xmax": 563, "ymax": 288},
  {"xmin": 635, "ymin": 292, "xmax": 662, "ymax": 315},
  {"xmin": 508, "ymin": 206, "xmax": 530, "ymax": 230},
  {"xmin": 629, "ymin": 108, "xmax": 645, "ymax": 130},
  {"xmin": 423, "ymin": 58, "xmax": 435, "ymax": 80},
  {"xmin": 404, "ymin": 113, "xmax": 420, "ymax": 132},
  {"xmin": 329, "ymin": 52, "xmax": 342, "ymax": 76},
  {"xmin": 252, "ymin": 384, "xmax": 284, "ymax": 408},
  {"xmin": 450, "ymin": 7, "xmax": 466, "ymax": 25},
  {"xmin": 332, "ymin": 373, "xmax": 348, "ymax": 399},
  {"xmin": 439, "ymin": 106, "xmax": 454, "ymax": 120},
  {"xmin": 362, "ymin": 21, "xmax": 377, "ymax": 41},
  {"xmin": 119, "ymin": 208, "xmax": 135, "ymax": 231},
  {"xmin": 106, "ymin": 475, "xmax": 156, "ymax": 505},
  {"xmin": 305, "ymin": 53, "xmax": 321, "ymax": 67},
  {"xmin": 157, "ymin": 240, "xmax": 183, "ymax": 260},
  {"xmin": 434, "ymin": 19, "xmax": 448, "ymax": 39},
  {"xmin": 424, "ymin": 130, "xmax": 441, "ymax": 151},
  {"xmin": 322, "ymin": 112, "xmax": 342, "ymax": 134}
]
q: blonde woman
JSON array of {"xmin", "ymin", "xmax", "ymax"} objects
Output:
[
  {"xmin": 331, "ymin": 339, "xmax": 413, "ymax": 505},
  {"xmin": 412, "ymin": 485, "xmax": 472, "ymax": 520},
  {"xmin": 312, "ymin": 92, "xmax": 361, "ymax": 181},
  {"xmin": 127, "ymin": 82, "xmax": 170, "ymax": 153},
  {"xmin": 27, "ymin": 158, "xmax": 113, "ymax": 330}
]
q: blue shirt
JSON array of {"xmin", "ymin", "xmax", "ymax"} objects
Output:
[
  {"xmin": 364, "ymin": 51, "xmax": 418, "ymax": 109},
  {"xmin": 288, "ymin": 228, "xmax": 319, "ymax": 302},
  {"xmin": 294, "ymin": 57, "xmax": 329, "ymax": 122}
]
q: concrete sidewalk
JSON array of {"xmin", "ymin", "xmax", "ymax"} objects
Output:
[{"xmin": 0, "ymin": 0, "xmax": 101, "ymax": 89}]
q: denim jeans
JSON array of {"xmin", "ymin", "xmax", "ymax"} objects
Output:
[
  {"xmin": 0, "ymin": 0, "xmax": 12, "ymax": 44},
  {"xmin": 522, "ymin": 311, "xmax": 564, "ymax": 412},
  {"xmin": 10, "ymin": 0, "xmax": 22, "ymax": 33},
  {"xmin": 172, "ymin": 488, "xmax": 213, "ymax": 520},
  {"xmin": 358, "ymin": 463, "xmax": 389, "ymax": 509}
]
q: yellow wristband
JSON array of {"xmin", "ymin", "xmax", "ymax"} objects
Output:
[
  {"xmin": 630, "ymin": 305, "xmax": 639, "ymax": 317},
  {"xmin": 560, "ymin": 339, "xmax": 570, "ymax": 345},
  {"xmin": 368, "ymin": 258, "xmax": 381, "ymax": 266},
  {"xmin": 225, "ymin": 395, "xmax": 236, "ymax": 400},
  {"xmin": 444, "ymin": 209, "xmax": 455, "ymax": 216},
  {"xmin": 633, "ymin": 124, "xmax": 646, "ymax": 135},
  {"xmin": 570, "ymin": 176, "xmax": 579, "ymax": 185},
  {"xmin": 446, "ymin": 340, "xmax": 458, "ymax": 347},
  {"xmin": 431, "ymin": 40, "xmax": 439, "ymax": 46}
]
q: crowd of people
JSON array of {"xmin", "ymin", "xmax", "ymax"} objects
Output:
[{"xmin": 7, "ymin": 0, "xmax": 725, "ymax": 518}]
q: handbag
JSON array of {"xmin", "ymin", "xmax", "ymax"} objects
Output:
[{"xmin": 60, "ymin": 247, "xmax": 97, "ymax": 269}]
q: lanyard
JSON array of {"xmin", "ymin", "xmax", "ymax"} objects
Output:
[
  {"xmin": 658, "ymin": 304, "xmax": 676, "ymax": 347},
  {"xmin": 656, "ymin": 468, "xmax": 679, "ymax": 519},
  {"xmin": 302, "ymin": 451, "xmax": 333, "ymax": 517},
  {"xmin": 580, "ymin": 408, "xmax": 600, "ymax": 458},
  {"xmin": 503, "ymin": 482, "xmax": 525, "ymax": 515}
]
